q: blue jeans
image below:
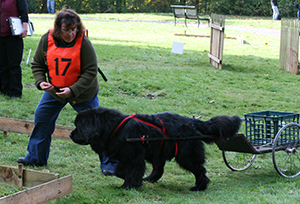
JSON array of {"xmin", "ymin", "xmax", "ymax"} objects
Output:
[
  {"xmin": 47, "ymin": 0, "xmax": 55, "ymax": 14},
  {"xmin": 100, "ymin": 153, "xmax": 118, "ymax": 171},
  {"xmin": 272, "ymin": 6, "xmax": 280, "ymax": 20},
  {"xmin": 298, "ymin": 10, "xmax": 300, "ymax": 20},
  {"xmin": 24, "ymin": 91, "xmax": 117, "ymax": 169}
]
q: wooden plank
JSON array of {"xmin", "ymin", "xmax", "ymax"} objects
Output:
[
  {"xmin": 0, "ymin": 165, "xmax": 19, "ymax": 186},
  {"xmin": 211, "ymin": 28, "xmax": 222, "ymax": 69},
  {"xmin": 170, "ymin": 5, "xmax": 195, "ymax": 9},
  {"xmin": 279, "ymin": 20, "xmax": 288, "ymax": 70},
  {"xmin": 23, "ymin": 170, "xmax": 59, "ymax": 188},
  {"xmin": 0, "ymin": 117, "xmax": 73, "ymax": 140},
  {"xmin": 279, "ymin": 19, "xmax": 300, "ymax": 75},
  {"xmin": 175, "ymin": 33, "xmax": 210, "ymax": 38},
  {"xmin": 287, "ymin": 21, "xmax": 299, "ymax": 75},
  {"xmin": 0, "ymin": 165, "xmax": 59, "ymax": 188},
  {"xmin": 208, "ymin": 53, "xmax": 221, "ymax": 63},
  {"xmin": 210, "ymin": 23, "xmax": 223, "ymax": 31},
  {"xmin": 0, "ymin": 175, "xmax": 72, "ymax": 204},
  {"xmin": 209, "ymin": 13, "xmax": 225, "ymax": 69}
]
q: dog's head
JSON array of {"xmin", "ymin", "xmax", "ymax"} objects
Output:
[{"xmin": 70, "ymin": 109, "xmax": 102, "ymax": 145}]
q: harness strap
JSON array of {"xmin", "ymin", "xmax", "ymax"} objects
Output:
[
  {"xmin": 130, "ymin": 115, "xmax": 178, "ymax": 156},
  {"xmin": 110, "ymin": 115, "xmax": 133, "ymax": 140},
  {"xmin": 110, "ymin": 114, "xmax": 178, "ymax": 156}
]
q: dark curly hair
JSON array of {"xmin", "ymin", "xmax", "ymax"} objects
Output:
[{"xmin": 52, "ymin": 8, "xmax": 85, "ymax": 40}]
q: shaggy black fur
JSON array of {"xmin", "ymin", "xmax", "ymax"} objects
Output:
[{"xmin": 70, "ymin": 107, "xmax": 241, "ymax": 191}]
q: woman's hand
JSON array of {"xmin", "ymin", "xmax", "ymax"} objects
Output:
[
  {"xmin": 39, "ymin": 82, "xmax": 72, "ymax": 98},
  {"xmin": 39, "ymin": 82, "xmax": 54, "ymax": 91},
  {"xmin": 55, "ymin": 87, "xmax": 72, "ymax": 98},
  {"xmin": 20, "ymin": 22, "xmax": 28, "ymax": 38}
]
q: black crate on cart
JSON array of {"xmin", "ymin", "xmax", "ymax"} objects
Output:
[{"xmin": 244, "ymin": 111, "xmax": 300, "ymax": 146}]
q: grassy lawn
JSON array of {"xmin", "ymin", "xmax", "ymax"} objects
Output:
[{"xmin": 1, "ymin": 13, "xmax": 300, "ymax": 203}]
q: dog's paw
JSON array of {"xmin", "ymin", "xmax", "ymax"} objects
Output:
[
  {"xmin": 143, "ymin": 176, "xmax": 160, "ymax": 183},
  {"xmin": 190, "ymin": 177, "xmax": 211, "ymax": 191},
  {"xmin": 190, "ymin": 184, "xmax": 207, "ymax": 191},
  {"xmin": 116, "ymin": 184, "xmax": 141, "ymax": 190},
  {"xmin": 115, "ymin": 185, "xmax": 132, "ymax": 190}
]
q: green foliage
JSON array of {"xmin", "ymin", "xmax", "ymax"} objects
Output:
[
  {"xmin": 208, "ymin": 0, "xmax": 300, "ymax": 17},
  {"xmin": 1, "ymin": 14, "xmax": 300, "ymax": 203},
  {"xmin": 26, "ymin": 0, "xmax": 300, "ymax": 16}
]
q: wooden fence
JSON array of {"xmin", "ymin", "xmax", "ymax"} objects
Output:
[
  {"xmin": 279, "ymin": 20, "xmax": 300, "ymax": 75},
  {"xmin": 208, "ymin": 13, "xmax": 225, "ymax": 69},
  {"xmin": 0, "ymin": 117, "xmax": 73, "ymax": 203}
]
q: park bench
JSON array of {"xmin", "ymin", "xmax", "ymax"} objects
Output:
[{"xmin": 170, "ymin": 5, "xmax": 210, "ymax": 28}]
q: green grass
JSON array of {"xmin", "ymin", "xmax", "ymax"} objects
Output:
[{"xmin": 1, "ymin": 13, "xmax": 300, "ymax": 203}]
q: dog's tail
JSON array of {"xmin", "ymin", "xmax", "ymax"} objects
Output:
[{"xmin": 200, "ymin": 115, "xmax": 242, "ymax": 144}]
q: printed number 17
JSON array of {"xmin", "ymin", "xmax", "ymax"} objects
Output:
[{"xmin": 54, "ymin": 58, "xmax": 72, "ymax": 76}]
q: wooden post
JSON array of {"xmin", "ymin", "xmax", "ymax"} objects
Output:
[
  {"xmin": 279, "ymin": 19, "xmax": 300, "ymax": 75},
  {"xmin": 208, "ymin": 13, "xmax": 225, "ymax": 69},
  {"xmin": 17, "ymin": 163, "xmax": 23, "ymax": 190},
  {"xmin": 55, "ymin": 174, "xmax": 60, "ymax": 202}
]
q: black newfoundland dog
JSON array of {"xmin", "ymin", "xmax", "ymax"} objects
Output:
[{"xmin": 70, "ymin": 107, "xmax": 241, "ymax": 191}]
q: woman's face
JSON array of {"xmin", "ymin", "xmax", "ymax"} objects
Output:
[{"xmin": 61, "ymin": 23, "xmax": 77, "ymax": 43}]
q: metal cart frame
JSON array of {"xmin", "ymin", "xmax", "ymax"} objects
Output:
[{"xmin": 216, "ymin": 110, "xmax": 300, "ymax": 178}]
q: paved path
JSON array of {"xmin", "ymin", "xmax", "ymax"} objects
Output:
[{"xmin": 225, "ymin": 25, "xmax": 280, "ymax": 37}]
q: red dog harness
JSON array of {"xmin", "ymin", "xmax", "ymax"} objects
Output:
[{"xmin": 110, "ymin": 114, "xmax": 178, "ymax": 156}]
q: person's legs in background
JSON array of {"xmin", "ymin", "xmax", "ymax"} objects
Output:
[
  {"xmin": 100, "ymin": 153, "xmax": 118, "ymax": 176},
  {"xmin": 274, "ymin": 6, "xmax": 280, "ymax": 20},
  {"xmin": 0, "ymin": 36, "xmax": 8, "ymax": 95},
  {"xmin": 47, "ymin": 0, "xmax": 55, "ymax": 14},
  {"xmin": 0, "ymin": 36, "xmax": 23, "ymax": 98},
  {"xmin": 49, "ymin": 1, "xmax": 55, "ymax": 14},
  {"xmin": 47, "ymin": 0, "xmax": 51, "ymax": 14}
]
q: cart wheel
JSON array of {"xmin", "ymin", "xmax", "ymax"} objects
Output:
[
  {"xmin": 222, "ymin": 151, "xmax": 257, "ymax": 171},
  {"xmin": 272, "ymin": 123, "xmax": 300, "ymax": 178}
]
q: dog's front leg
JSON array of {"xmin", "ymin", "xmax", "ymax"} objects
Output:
[
  {"xmin": 143, "ymin": 161, "xmax": 165, "ymax": 183},
  {"xmin": 115, "ymin": 159, "xmax": 146, "ymax": 189},
  {"xmin": 190, "ymin": 166, "xmax": 210, "ymax": 191},
  {"xmin": 114, "ymin": 162, "xmax": 125, "ymax": 179}
]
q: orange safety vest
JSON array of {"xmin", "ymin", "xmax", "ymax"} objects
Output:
[{"xmin": 46, "ymin": 28, "xmax": 83, "ymax": 87}]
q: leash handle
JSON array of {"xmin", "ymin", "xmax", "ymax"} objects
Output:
[{"xmin": 98, "ymin": 67, "xmax": 107, "ymax": 82}]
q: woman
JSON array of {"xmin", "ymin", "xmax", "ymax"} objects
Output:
[
  {"xmin": 17, "ymin": 8, "xmax": 117, "ymax": 176},
  {"xmin": 0, "ymin": 0, "xmax": 28, "ymax": 99}
]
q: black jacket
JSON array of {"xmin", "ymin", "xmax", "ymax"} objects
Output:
[{"xmin": 271, "ymin": 0, "xmax": 278, "ymax": 7}]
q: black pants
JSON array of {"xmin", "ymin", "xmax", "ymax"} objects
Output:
[{"xmin": 0, "ymin": 36, "xmax": 23, "ymax": 97}]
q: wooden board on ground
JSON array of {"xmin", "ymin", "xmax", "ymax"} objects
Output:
[
  {"xmin": 0, "ymin": 117, "xmax": 73, "ymax": 140},
  {"xmin": 0, "ymin": 165, "xmax": 59, "ymax": 188},
  {"xmin": 0, "ymin": 175, "xmax": 72, "ymax": 204},
  {"xmin": 208, "ymin": 13, "xmax": 225, "ymax": 69}
]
